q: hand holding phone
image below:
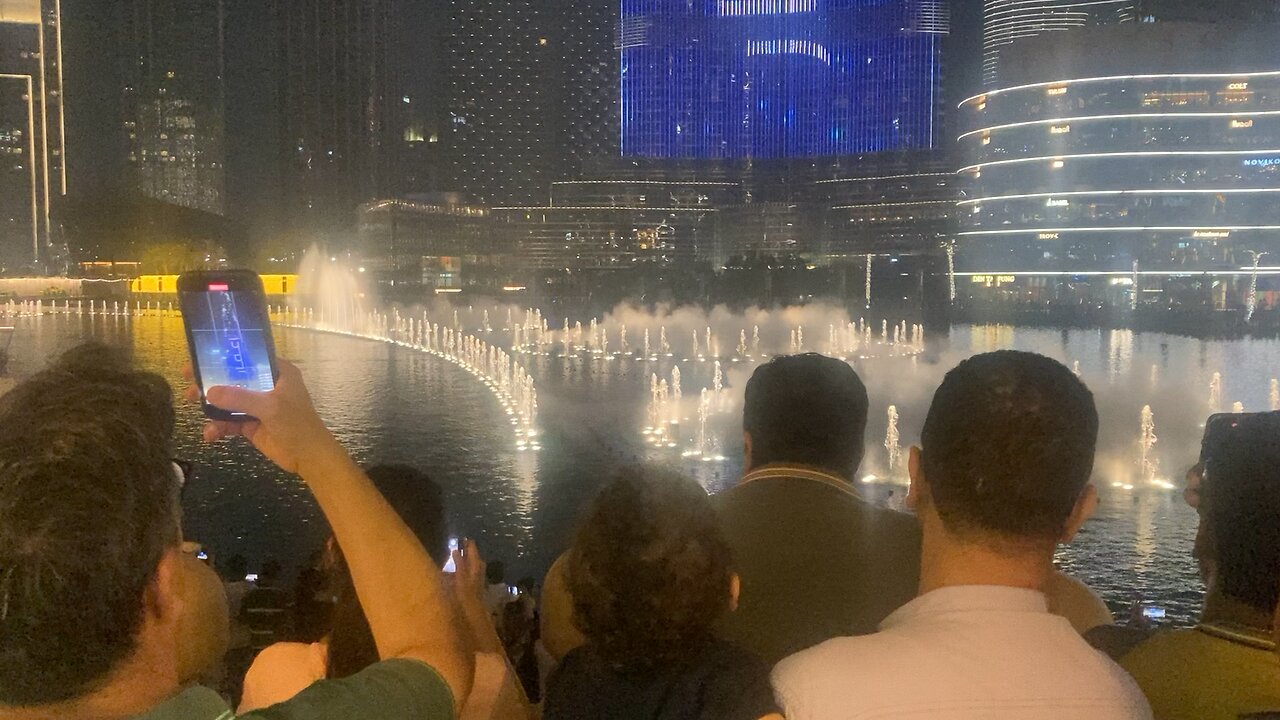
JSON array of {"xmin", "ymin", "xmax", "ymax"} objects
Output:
[{"xmin": 179, "ymin": 270, "xmax": 278, "ymax": 421}]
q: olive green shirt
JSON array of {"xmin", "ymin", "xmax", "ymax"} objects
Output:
[
  {"xmin": 133, "ymin": 658, "xmax": 455, "ymax": 720},
  {"xmin": 713, "ymin": 465, "xmax": 922, "ymax": 666},
  {"xmin": 1121, "ymin": 623, "xmax": 1280, "ymax": 720}
]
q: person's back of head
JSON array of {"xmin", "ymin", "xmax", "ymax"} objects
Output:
[
  {"xmin": 259, "ymin": 558, "xmax": 283, "ymax": 587},
  {"xmin": 327, "ymin": 464, "xmax": 446, "ymax": 679},
  {"xmin": 1202, "ymin": 419, "xmax": 1280, "ymax": 619},
  {"xmin": 224, "ymin": 554, "xmax": 249, "ymax": 583},
  {"xmin": 743, "ymin": 353, "xmax": 869, "ymax": 480},
  {"xmin": 486, "ymin": 560, "xmax": 507, "ymax": 587},
  {"xmin": 567, "ymin": 465, "xmax": 733, "ymax": 674},
  {"xmin": 916, "ymin": 350, "xmax": 1099, "ymax": 550},
  {"xmin": 0, "ymin": 343, "xmax": 181, "ymax": 706}
]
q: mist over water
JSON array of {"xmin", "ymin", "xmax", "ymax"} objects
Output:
[{"xmin": 9, "ymin": 295, "xmax": 1277, "ymax": 625}]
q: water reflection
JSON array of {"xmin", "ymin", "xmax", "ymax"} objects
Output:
[{"xmin": 10, "ymin": 312, "xmax": 1276, "ymax": 625}]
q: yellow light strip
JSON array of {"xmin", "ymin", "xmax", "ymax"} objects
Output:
[{"xmin": 960, "ymin": 69, "xmax": 1280, "ymax": 108}]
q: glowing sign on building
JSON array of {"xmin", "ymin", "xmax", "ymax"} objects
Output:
[
  {"xmin": 717, "ymin": 0, "xmax": 815, "ymax": 16},
  {"xmin": 1243, "ymin": 158, "xmax": 1280, "ymax": 168}
]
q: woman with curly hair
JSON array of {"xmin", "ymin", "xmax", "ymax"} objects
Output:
[{"xmin": 543, "ymin": 466, "xmax": 782, "ymax": 720}]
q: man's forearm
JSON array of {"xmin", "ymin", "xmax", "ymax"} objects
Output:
[{"xmin": 298, "ymin": 437, "xmax": 474, "ymax": 703}]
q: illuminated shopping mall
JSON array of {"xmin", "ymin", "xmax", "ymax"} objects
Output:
[{"xmin": 956, "ymin": 21, "xmax": 1280, "ymax": 308}]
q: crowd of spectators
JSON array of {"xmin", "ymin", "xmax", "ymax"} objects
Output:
[{"xmin": 0, "ymin": 342, "xmax": 1276, "ymax": 720}]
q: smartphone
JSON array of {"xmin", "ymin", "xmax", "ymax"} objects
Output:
[
  {"xmin": 178, "ymin": 270, "xmax": 279, "ymax": 420},
  {"xmin": 245, "ymin": 573, "xmax": 259, "ymax": 583},
  {"xmin": 442, "ymin": 537, "xmax": 460, "ymax": 573},
  {"xmin": 508, "ymin": 585, "xmax": 519, "ymax": 598},
  {"xmin": 1142, "ymin": 606, "xmax": 1166, "ymax": 620},
  {"xmin": 196, "ymin": 550, "xmax": 209, "ymax": 562},
  {"xmin": 1201, "ymin": 412, "xmax": 1280, "ymax": 480}
]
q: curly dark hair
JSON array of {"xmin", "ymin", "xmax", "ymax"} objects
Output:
[
  {"xmin": 0, "ymin": 342, "xmax": 179, "ymax": 705},
  {"xmin": 567, "ymin": 466, "xmax": 733, "ymax": 674}
]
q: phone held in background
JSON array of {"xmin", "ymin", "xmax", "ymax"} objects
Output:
[
  {"xmin": 443, "ymin": 537, "xmax": 461, "ymax": 573},
  {"xmin": 1201, "ymin": 412, "xmax": 1280, "ymax": 481},
  {"xmin": 177, "ymin": 270, "xmax": 279, "ymax": 420},
  {"xmin": 1142, "ymin": 606, "xmax": 1167, "ymax": 621},
  {"xmin": 245, "ymin": 573, "xmax": 259, "ymax": 583}
]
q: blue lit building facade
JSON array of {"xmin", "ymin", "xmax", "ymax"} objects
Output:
[{"xmin": 620, "ymin": 0, "xmax": 948, "ymax": 159}]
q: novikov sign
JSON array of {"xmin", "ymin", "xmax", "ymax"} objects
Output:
[{"xmin": 1242, "ymin": 158, "xmax": 1280, "ymax": 168}]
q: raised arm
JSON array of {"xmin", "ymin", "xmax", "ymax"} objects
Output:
[{"xmin": 189, "ymin": 360, "xmax": 474, "ymax": 705}]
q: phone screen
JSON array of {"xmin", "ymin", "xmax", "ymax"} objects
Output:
[
  {"xmin": 180, "ymin": 272, "xmax": 275, "ymax": 409},
  {"xmin": 245, "ymin": 573, "xmax": 259, "ymax": 583},
  {"xmin": 443, "ymin": 537, "xmax": 460, "ymax": 573},
  {"xmin": 1142, "ymin": 606, "xmax": 1166, "ymax": 620}
]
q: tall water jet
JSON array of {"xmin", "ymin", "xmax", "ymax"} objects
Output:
[
  {"xmin": 865, "ymin": 254, "xmax": 873, "ymax": 308},
  {"xmin": 660, "ymin": 326, "xmax": 670, "ymax": 355},
  {"xmin": 705, "ymin": 326, "xmax": 713, "ymax": 358},
  {"xmin": 590, "ymin": 318, "xmax": 599, "ymax": 350},
  {"xmin": 713, "ymin": 360, "xmax": 723, "ymax": 396},
  {"xmin": 789, "ymin": 329, "xmax": 798, "ymax": 354},
  {"xmin": 1150, "ymin": 364, "xmax": 1159, "ymax": 387},
  {"xmin": 1272, "ymin": 379, "xmax": 1279, "ymax": 411},
  {"xmin": 1232, "ymin": 401, "xmax": 1245, "ymax": 413},
  {"xmin": 885, "ymin": 406, "xmax": 902, "ymax": 476},
  {"xmin": 1073, "ymin": 361, "xmax": 1081, "ymax": 377},
  {"xmin": 671, "ymin": 366, "xmax": 683, "ymax": 424},
  {"xmin": 737, "ymin": 329, "xmax": 747, "ymax": 357},
  {"xmin": 482, "ymin": 310, "xmax": 491, "ymax": 332},
  {"xmin": 697, "ymin": 388, "xmax": 711, "ymax": 457},
  {"xmin": 796, "ymin": 326, "xmax": 804, "ymax": 353},
  {"xmin": 752, "ymin": 326, "xmax": 760, "ymax": 355},
  {"xmin": 693, "ymin": 329, "xmax": 700, "ymax": 358},
  {"xmin": 644, "ymin": 328, "xmax": 651, "ymax": 358},
  {"xmin": 620, "ymin": 324, "xmax": 629, "ymax": 354},
  {"xmin": 1139, "ymin": 405, "xmax": 1159, "ymax": 485},
  {"xmin": 1209, "ymin": 372, "xmax": 1223, "ymax": 413}
]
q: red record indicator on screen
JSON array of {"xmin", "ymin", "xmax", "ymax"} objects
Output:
[{"xmin": 208, "ymin": 283, "xmax": 229, "ymax": 292}]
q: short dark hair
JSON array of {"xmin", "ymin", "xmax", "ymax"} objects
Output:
[
  {"xmin": 920, "ymin": 351, "xmax": 1098, "ymax": 544},
  {"xmin": 743, "ymin": 353, "xmax": 869, "ymax": 479},
  {"xmin": 486, "ymin": 560, "xmax": 507, "ymax": 586},
  {"xmin": 327, "ymin": 464, "xmax": 446, "ymax": 679},
  {"xmin": 224, "ymin": 554, "xmax": 248, "ymax": 580},
  {"xmin": 0, "ymin": 342, "xmax": 179, "ymax": 705},
  {"xmin": 568, "ymin": 466, "xmax": 733, "ymax": 673},
  {"xmin": 1203, "ymin": 420, "xmax": 1280, "ymax": 615}
]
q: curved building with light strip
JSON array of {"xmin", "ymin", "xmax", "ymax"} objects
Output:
[
  {"xmin": 982, "ymin": 0, "xmax": 1134, "ymax": 88},
  {"xmin": 958, "ymin": 20, "xmax": 1280, "ymax": 307}
]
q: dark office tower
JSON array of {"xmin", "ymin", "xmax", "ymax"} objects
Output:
[
  {"xmin": 278, "ymin": 0, "xmax": 401, "ymax": 240},
  {"xmin": 983, "ymin": 0, "xmax": 1135, "ymax": 88},
  {"xmin": 0, "ymin": 0, "xmax": 66, "ymax": 269},
  {"xmin": 120, "ymin": 0, "xmax": 226, "ymax": 215},
  {"xmin": 620, "ymin": 0, "xmax": 949, "ymax": 160},
  {"xmin": 553, "ymin": 0, "xmax": 619, "ymax": 173},
  {"xmin": 444, "ymin": 0, "xmax": 554, "ymax": 205}
]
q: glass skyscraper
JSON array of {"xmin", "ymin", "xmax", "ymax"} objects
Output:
[
  {"xmin": 619, "ymin": 0, "xmax": 947, "ymax": 159},
  {"xmin": 983, "ymin": 0, "xmax": 1135, "ymax": 88}
]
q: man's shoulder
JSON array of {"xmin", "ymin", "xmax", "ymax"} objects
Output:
[
  {"xmin": 239, "ymin": 659, "xmax": 455, "ymax": 720},
  {"xmin": 774, "ymin": 634, "xmax": 893, "ymax": 686}
]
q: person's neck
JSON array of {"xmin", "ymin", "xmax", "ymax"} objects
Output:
[
  {"xmin": 918, "ymin": 527, "xmax": 1053, "ymax": 597},
  {"xmin": 1201, "ymin": 590, "xmax": 1274, "ymax": 632},
  {"xmin": 0, "ymin": 653, "xmax": 182, "ymax": 720}
]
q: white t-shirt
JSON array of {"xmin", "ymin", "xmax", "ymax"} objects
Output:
[{"xmin": 772, "ymin": 585, "xmax": 1153, "ymax": 720}]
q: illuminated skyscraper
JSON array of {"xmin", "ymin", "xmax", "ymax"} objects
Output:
[
  {"xmin": 443, "ymin": 0, "xmax": 555, "ymax": 205},
  {"xmin": 278, "ymin": 0, "xmax": 402, "ymax": 238},
  {"xmin": 0, "ymin": 0, "xmax": 66, "ymax": 268},
  {"xmin": 983, "ymin": 0, "xmax": 1135, "ymax": 88},
  {"xmin": 121, "ymin": 0, "xmax": 226, "ymax": 215},
  {"xmin": 620, "ymin": 0, "xmax": 948, "ymax": 159}
]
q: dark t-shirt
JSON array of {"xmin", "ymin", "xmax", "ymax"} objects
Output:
[{"xmin": 543, "ymin": 639, "xmax": 779, "ymax": 720}]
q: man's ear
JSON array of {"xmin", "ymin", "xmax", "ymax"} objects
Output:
[
  {"xmin": 906, "ymin": 446, "xmax": 926, "ymax": 512},
  {"xmin": 1061, "ymin": 483, "xmax": 1099, "ymax": 543},
  {"xmin": 146, "ymin": 547, "xmax": 184, "ymax": 623},
  {"xmin": 743, "ymin": 431, "xmax": 753, "ymax": 471}
]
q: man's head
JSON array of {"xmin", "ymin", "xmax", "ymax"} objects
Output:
[
  {"xmin": 0, "ymin": 343, "xmax": 186, "ymax": 706},
  {"xmin": 743, "ymin": 353, "xmax": 869, "ymax": 479},
  {"xmin": 1201, "ymin": 422, "xmax": 1280, "ymax": 617},
  {"xmin": 910, "ymin": 351, "xmax": 1099, "ymax": 551}
]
